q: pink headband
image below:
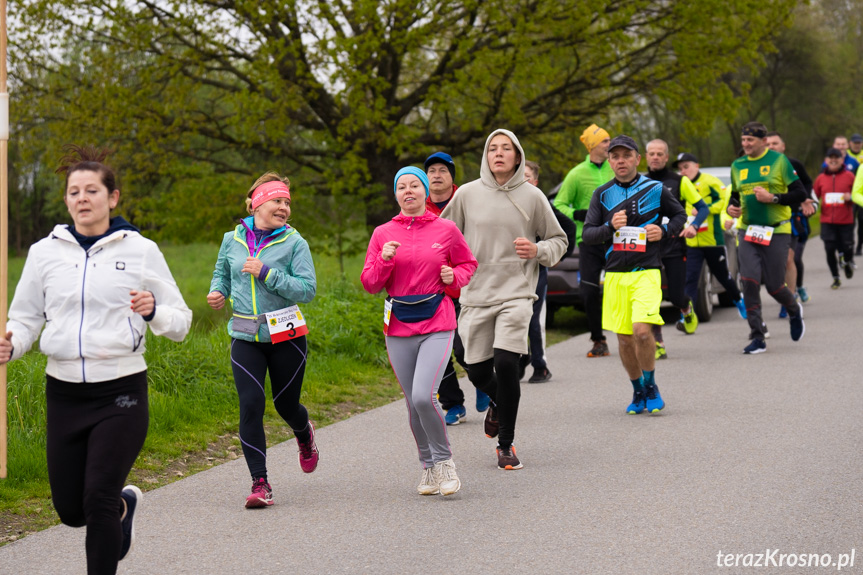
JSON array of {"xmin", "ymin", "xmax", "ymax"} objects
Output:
[{"xmin": 250, "ymin": 181, "xmax": 291, "ymax": 210}]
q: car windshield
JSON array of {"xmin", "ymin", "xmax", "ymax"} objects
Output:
[{"xmin": 699, "ymin": 167, "xmax": 731, "ymax": 186}]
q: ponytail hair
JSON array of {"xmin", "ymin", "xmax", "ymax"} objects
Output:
[{"xmin": 55, "ymin": 144, "xmax": 118, "ymax": 193}]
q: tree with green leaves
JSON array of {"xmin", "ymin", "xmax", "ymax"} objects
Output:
[{"xmin": 11, "ymin": 0, "xmax": 797, "ymax": 234}]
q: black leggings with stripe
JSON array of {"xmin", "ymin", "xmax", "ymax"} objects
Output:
[
  {"xmin": 230, "ymin": 337, "xmax": 310, "ymax": 480},
  {"xmin": 46, "ymin": 371, "xmax": 149, "ymax": 575}
]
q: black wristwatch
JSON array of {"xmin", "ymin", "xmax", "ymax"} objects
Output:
[{"xmin": 771, "ymin": 194, "xmax": 780, "ymax": 204}]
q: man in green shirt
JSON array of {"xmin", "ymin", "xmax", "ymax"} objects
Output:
[
  {"xmin": 727, "ymin": 121, "xmax": 807, "ymax": 354},
  {"xmin": 553, "ymin": 124, "xmax": 614, "ymax": 357}
]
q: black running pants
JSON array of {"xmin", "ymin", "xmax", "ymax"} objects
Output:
[
  {"xmin": 437, "ymin": 298, "xmax": 467, "ymax": 410},
  {"xmin": 46, "ymin": 371, "xmax": 149, "ymax": 575},
  {"xmin": 230, "ymin": 337, "xmax": 310, "ymax": 480},
  {"xmin": 578, "ymin": 242, "xmax": 606, "ymax": 343}
]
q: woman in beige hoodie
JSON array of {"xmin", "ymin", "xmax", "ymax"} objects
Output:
[{"xmin": 441, "ymin": 129, "xmax": 568, "ymax": 470}]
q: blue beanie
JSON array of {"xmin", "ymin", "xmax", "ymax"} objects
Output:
[{"xmin": 394, "ymin": 166, "xmax": 430, "ymax": 197}]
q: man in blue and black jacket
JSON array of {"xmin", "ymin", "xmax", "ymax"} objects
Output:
[{"xmin": 582, "ymin": 135, "xmax": 686, "ymax": 415}]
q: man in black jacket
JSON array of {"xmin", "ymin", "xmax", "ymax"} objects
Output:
[{"xmin": 645, "ymin": 139, "xmax": 710, "ymax": 359}]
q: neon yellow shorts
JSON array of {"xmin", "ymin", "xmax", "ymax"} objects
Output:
[{"xmin": 602, "ymin": 269, "xmax": 664, "ymax": 335}]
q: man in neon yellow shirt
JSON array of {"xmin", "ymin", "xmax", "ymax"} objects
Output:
[
  {"xmin": 553, "ymin": 124, "xmax": 614, "ymax": 358},
  {"xmin": 674, "ymin": 152, "xmax": 747, "ymax": 320},
  {"xmin": 727, "ymin": 122, "xmax": 807, "ymax": 354}
]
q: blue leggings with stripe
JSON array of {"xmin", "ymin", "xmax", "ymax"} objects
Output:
[{"xmin": 231, "ymin": 337, "xmax": 310, "ymax": 480}]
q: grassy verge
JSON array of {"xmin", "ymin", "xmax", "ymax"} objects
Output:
[{"xmin": 0, "ymin": 243, "xmax": 582, "ymax": 544}]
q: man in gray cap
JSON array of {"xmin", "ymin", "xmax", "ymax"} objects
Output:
[{"xmin": 582, "ymin": 135, "xmax": 686, "ymax": 416}]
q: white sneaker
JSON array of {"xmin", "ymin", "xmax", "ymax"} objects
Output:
[
  {"xmin": 417, "ymin": 467, "xmax": 439, "ymax": 495},
  {"xmin": 434, "ymin": 459, "xmax": 461, "ymax": 496}
]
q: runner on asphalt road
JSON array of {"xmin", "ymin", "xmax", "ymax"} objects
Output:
[
  {"xmin": 726, "ymin": 122, "xmax": 807, "ymax": 354},
  {"xmin": 582, "ymin": 135, "xmax": 686, "ymax": 414},
  {"xmin": 553, "ymin": 124, "xmax": 615, "ymax": 358},
  {"xmin": 208, "ymin": 172, "xmax": 320, "ymax": 509}
]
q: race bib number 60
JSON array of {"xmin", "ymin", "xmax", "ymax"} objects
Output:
[
  {"xmin": 744, "ymin": 224, "xmax": 774, "ymax": 246},
  {"xmin": 613, "ymin": 226, "xmax": 647, "ymax": 252},
  {"xmin": 265, "ymin": 305, "xmax": 309, "ymax": 343}
]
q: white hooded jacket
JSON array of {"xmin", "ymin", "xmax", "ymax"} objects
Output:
[
  {"xmin": 441, "ymin": 129, "xmax": 568, "ymax": 306},
  {"xmin": 7, "ymin": 225, "xmax": 192, "ymax": 382}
]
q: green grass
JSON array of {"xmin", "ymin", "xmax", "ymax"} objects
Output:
[{"xmin": 0, "ymin": 244, "xmax": 405, "ymax": 539}]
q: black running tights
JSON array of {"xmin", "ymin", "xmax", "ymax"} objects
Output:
[
  {"xmin": 46, "ymin": 371, "xmax": 149, "ymax": 575},
  {"xmin": 230, "ymin": 337, "xmax": 310, "ymax": 480},
  {"xmin": 465, "ymin": 349, "xmax": 521, "ymax": 448}
]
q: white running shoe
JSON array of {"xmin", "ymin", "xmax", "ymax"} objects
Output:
[
  {"xmin": 434, "ymin": 459, "xmax": 461, "ymax": 496},
  {"xmin": 417, "ymin": 467, "xmax": 439, "ymax": 496}
]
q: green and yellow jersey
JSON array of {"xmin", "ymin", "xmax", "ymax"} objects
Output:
[
  {"xmin": 685, "ymin": 172, "xmax": 729, "ymax": 247},
  {"xmin": 730, "ymin": 149, "xmax": 799, "ymax": 234}
]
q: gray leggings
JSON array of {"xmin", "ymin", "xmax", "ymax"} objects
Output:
[{"xmin": 386, "ymin": 331, "xmax": 455, "ymax": 468}]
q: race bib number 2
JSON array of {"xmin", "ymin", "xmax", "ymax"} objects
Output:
[
  {"xmin": 265, "ymin": 305, "xmax": 309, "ymax": 343},
  {"xmin": 613, "ymin": 226, "xmax": 647, "ymax": 252},
  {"xmin": 744, "ymin": 224, "xmax": 774, "ymax": 246}
]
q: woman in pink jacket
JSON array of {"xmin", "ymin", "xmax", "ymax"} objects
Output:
[{"xmin": 361, "ymin": 166, "xmax": 477, "ymax": 497}]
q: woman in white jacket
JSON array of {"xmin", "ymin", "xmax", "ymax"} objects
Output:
[{"xmin": 0, "ymin": 145, "xmax": 192, "ymax": 575}]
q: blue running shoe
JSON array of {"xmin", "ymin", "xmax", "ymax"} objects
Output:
[
  {"xmin": 445, "ymin": 405, "xmax": 466, "ymax": 426},
  {"xmin": 778, "ymin": 305, "xmax": 787, "ymax": 319},
  {"xmin": 627, "ymin": 390, "xmax": 646, "ymax": 414},
  {"xmin": 790, "ymin": 305, "xmax": 805, "ymax": 342},
  {"xmin": 475, "ymin": 390, "xmax": 490, "ymax": 413},
  {"xmin": 743, "ymin": 339, "xmax": 767, "ymax": 354},
  {"xmin": 644, "ymin": 384, "xmax": 665, "ymax": 413},
  {"xmin": 797, "ymin": 286, "xmax": 809, "ymax": 302},
  {"xmin": 734, "ymin": 298, "xmax": 747, "ymax": 319}
]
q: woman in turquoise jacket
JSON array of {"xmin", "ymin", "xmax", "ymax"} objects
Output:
[{"xmin": 207, "ymin": 172, "xmax": 318, "ymax": 509}]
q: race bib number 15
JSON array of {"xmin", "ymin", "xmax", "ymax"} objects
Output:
[{"xmin": 613, "ymin": 226, "xmax": 647, "ymax": 252}]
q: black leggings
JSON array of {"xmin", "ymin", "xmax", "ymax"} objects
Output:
[
  {"xmin": 578, "ymin": 242, "xmax": 607, "ymax": 343},
  {"xmin": 230, "ymin": 337, "xmax": 310, "ymax": 480},
  {"xmin": 856, "ymin": 205, "xmax": 863, "ymax": 252},
  {"xmin": 794, "ymin": 239, "xmax": 807, "ymax": 288},
  {"xmin": 662, "ymin": 255, "xmax": 689, "ymax": 311},
  {"xmin": 437, "ymin": 299, "xmax": 467, "ymax": 410},
  {"xmin": 465, "ymin": 349, "xmax": 521, "ymax": 448},
  {"xmin": 46, "ymin": 371, "xmax": 149, "ymax": 575}
]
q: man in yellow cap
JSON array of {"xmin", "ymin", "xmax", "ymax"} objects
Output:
[{"xmin": 553, "ymin": 124, "xmax": 614, "ymax": 357}]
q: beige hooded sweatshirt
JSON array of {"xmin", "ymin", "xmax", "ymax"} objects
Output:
[{"xmin": 441, "ymin": 129, "xmax": 568, "ymax": 307}]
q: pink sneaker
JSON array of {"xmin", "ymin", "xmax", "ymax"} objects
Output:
[
  {"xmin": 297, "ymin": 421, "xmax": 319, "ymax": 473},
  {"xmin": 245, "ymin": 478, "xmax": 273, "ymax": 509}
]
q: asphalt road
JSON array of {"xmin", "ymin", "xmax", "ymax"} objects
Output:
[{"xmin": 2, "ymin": 245, "xmax": 863, "ymax": 574}]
